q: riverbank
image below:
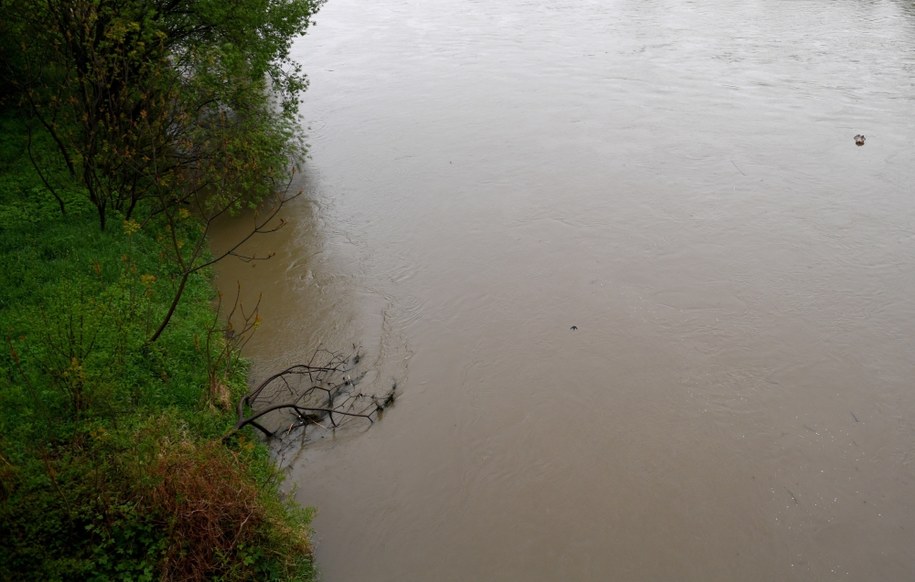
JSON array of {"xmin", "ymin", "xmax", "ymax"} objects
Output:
[{"xmin": 0, "ymin": 113, "xmax": 316, "ymax": 580}]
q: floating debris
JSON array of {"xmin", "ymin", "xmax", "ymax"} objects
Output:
[{"xmin": 854, "ymin": 134, "xmax": 866, "ymax": 146}]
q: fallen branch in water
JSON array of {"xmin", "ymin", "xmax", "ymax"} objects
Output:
[{"xmin": 224, "ymin": 348, "xmax": 396, "ymax": 441}]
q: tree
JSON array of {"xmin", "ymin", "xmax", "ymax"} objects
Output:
[
  {"xmin": 1, "ymin": 0, "xmax": 324, "ymax": 340},
  {"xmin": 4, "ymin": 0, "xmax": 321, "ymax": 229}
]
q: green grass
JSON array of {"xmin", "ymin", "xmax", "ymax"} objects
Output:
[{"xmin": 0, "ymin": 112, "xmax": 315, "ymax": 581}]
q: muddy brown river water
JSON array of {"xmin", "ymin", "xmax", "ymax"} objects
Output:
[{"xmin": 213, "ymin": 0, "xmax": 915, "ymax": 579}]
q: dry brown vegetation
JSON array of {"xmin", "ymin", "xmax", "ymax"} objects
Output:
[{"xmin": 149, "ymin": 440, "xmax": 268, "ymax": 581}]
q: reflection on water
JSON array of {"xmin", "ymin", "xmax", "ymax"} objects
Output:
[{"xmin": 215, "ymin": 0, "xmax": 915, "ymax": 579}]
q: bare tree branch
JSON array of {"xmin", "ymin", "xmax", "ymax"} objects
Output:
[{"xmin": 223, "ymin": 348, "xmax": 396, "ymax": 442}]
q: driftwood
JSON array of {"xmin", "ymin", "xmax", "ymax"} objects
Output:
[{"xmin": 224, "ymin": 348, "xmax": 396, "ymax": 441}]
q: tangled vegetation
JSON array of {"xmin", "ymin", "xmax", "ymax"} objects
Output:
[{"xmin": 0, "ymin": 0, "xmax": 324, "ymax": 579}]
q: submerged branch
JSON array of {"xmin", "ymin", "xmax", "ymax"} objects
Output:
[{"xmin": 224, "ymin": 348, "xmax": 396, "ymax": 442}]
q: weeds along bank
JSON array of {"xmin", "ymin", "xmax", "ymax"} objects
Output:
[
  {"xmin": 0, "ymin": 113, "xmax": 316, "ymax": 580},
  {"xmin": 0, "ymin": 0, "xmax": 324, "ymax": 577}
]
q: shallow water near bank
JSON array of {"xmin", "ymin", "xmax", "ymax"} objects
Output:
[{"xmin": 214, "ymin": 0, "xmax": 915, "ymax": 579}]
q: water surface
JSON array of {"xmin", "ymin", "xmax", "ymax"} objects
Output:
[{"xmin": 215, "ymin": 0, "xmax": 915, "ymax": 579}]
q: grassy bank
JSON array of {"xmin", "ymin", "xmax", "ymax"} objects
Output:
[{"xmin": 0, "ymin": 113, "xmax": 315, "ymax": 580}]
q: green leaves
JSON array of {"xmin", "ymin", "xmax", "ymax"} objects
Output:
[
  {"xmin": 0, "ymin": 115, "xmax": 316, "ymax": 580},
  {"xmin": 0, "ymin": 1, "xmax": 323, "ymax": 574},
  {"xmin": 6, "ymin": 0, "xmax": 319, "ymax": 229}
]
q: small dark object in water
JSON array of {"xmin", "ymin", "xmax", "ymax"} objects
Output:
[
  {"xmin": 570, "ymin": 325, "xmax": 578, "ymax": 331},
  {"xmin": 854, "ymin": 134, "xmax": 866, "ymax": 146}
]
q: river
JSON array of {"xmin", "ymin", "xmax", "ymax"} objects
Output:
[{"xmin": 213, "ymin": 0, "xmax": 915, "ymax": 579}]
